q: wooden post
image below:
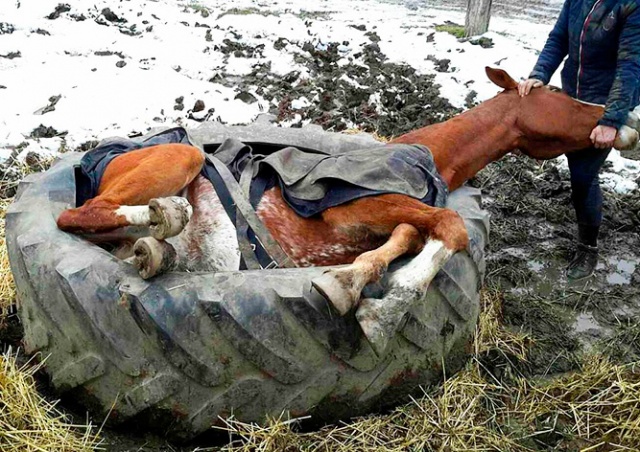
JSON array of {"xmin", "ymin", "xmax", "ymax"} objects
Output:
[{"xmin": 465, "ymin": 0, "xmax": 493, "ymax": 37}]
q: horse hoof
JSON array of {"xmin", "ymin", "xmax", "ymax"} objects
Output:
[
  {"xmin": 133, "ymin": 237, "xmax": 177, "ymax": 279},
  {"xmin": 311, "ymin": 269, "xmax": 360, "ymax": 316},
  {"xmin": 149, "ymin": 197, "xmax": 192, "ymax": 240},
  {"xmin": 356, "ymin": 294, "xmax": 405, "ymax": 356}
]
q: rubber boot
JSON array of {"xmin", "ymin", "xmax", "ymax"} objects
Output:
[{"xmin": 566, "ymin": 224, "xmax": 599, "ymax": 281}]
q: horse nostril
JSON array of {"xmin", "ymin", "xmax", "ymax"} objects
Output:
[
  {"xmin": 615, "ymin": 126, "xmax": 639, "ymax": 151},
  {"xmin": 626, "ymin": 110, "xmax": 640, "ymax": 133}
]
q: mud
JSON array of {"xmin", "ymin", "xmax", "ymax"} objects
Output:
[
  {"xmin": 46, "ymin": 3, "xmax": 71, "ymax": 21},
  {"xmin": 469, "ymin": 155, "xmax": 640, "ymax": 376}
]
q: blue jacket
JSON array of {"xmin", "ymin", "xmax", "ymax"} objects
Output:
[{"xmin": 529, "ymin": 0, "xmax": 640, "ymax": 129}]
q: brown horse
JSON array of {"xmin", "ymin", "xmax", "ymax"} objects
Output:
[{"xmin": 56, "ymin": 68, "xmax": 639, "ymax": 351}]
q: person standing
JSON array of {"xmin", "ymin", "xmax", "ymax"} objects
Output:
[{"xmin": 519, "ymin": 0, "xmax": 640, "ymax": 280}]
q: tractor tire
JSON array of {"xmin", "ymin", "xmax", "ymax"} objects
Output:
[{"xmin": 6, "ymin": 118, "xmax": 489, "ymax": 440}]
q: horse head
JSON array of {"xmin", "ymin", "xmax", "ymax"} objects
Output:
[
  {"xmin": 393, "ymin": 67, "xmax": 639, "ymax": 190},
  {"xmin": 485, "ymin": 67, "xmax": 639, "ymax": 158}
]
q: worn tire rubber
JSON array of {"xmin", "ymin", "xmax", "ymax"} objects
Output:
[{"xmin": 6, "ymin": 118, "xmax": 489, "ymax": 440}]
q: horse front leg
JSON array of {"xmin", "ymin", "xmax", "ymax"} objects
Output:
[
  {"xmin": 312, "ymin": 223, "xmax": 424, "ymax": 315},
  {"xmin": 359, "ymin": 209, "xmax": 468, "ymax": 354},
  {"xmin": 355, "ymin": 238, "xmax": 457, "ymax": 355},
  {"xmin": 312, "ymin": 195, "xmax": 469, "ymax": 354}
]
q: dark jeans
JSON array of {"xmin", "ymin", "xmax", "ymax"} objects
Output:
[{"xmin": 566, "ymin": 146, "xmax": 611, "ymax": 230}]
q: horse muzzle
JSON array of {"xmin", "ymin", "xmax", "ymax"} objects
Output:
[{"xmin": 615, "ymin": 110, "xmax": 640, "ymax": 151}]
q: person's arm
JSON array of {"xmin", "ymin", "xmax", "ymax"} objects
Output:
[
  {"xmin": 598, "ymin": 5, "xmax": 640, "ymax": 130},
  {"xmin": 528, "ymin": 0, "xmax": 571, "ymax": 84}
]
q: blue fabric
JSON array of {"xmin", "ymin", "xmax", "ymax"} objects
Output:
[
  {"xmin": 247, "ymin": 144, "xmax": 449, "ymax": 217},
  {"xmin": 530, "ymin": 0, "xmax": 640, "ymax": 129},
  {"xmin": 254, "ymin": 172, "xmax": 447, "ymax": 218},
  {"xmin": 77, "ymin": 127, "xmax": 190, "ymax": 206},
  {"xmin": 566, "ymin": 146, "xmax": 611, "ymax": 227},
  {"xmin": 203, "ymin": 137, "xmax": 448, "ymax": 218}
]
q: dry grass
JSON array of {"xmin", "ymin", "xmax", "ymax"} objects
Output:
[
  {"xmin": 342, "ymin": 128, "xmax": 391, "ymax": 143},
  {"xmin": 0, "ymin": 158, "xmax": 639, "ymax": 451},
  {"xmin": 0, "ymin": 198, "xmax": 15, "ymax": 327},
  {"xmin": 0, "ymin": 350, "xmax": 102, "ymax": 451},
  {"xmin": 219, "ymin": 291, "xmax": 640, "ymax": 452},
  {"xmin": 514, "ymin": 356, "xmax": 640, "ymax": 450},
  {"xmin": 475, "ymin": 288, "xmax": 530, "ymax": 360}
]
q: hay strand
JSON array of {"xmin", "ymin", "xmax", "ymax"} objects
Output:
[{"xmin": 0, "ymin": 349, "xmax": 101, "ymax": 451}]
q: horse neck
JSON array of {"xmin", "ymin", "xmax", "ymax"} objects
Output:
[{"xmin": 393, "ymin": 96, "xmax": 520, "ymax": 191}]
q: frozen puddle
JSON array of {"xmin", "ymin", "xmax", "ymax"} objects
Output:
[
  {"xmin": 527, "ymin": 259, "xmax": 544, "ymax": 273},
  {"xmin": 573, "ymin": 312, "xmax": 599, "ymax": 333},
  {"xmin": 605, "ymin": 256, "xmax": 638, "ymax": 285}
]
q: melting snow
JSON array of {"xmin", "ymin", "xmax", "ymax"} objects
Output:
[{"xmin": 0, "ymin": 0, "xmax": 638, "ymax": 190}]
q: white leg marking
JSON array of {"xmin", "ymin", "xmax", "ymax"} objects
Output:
[
  {"xmin": 115, "ymin": 205, "xmax": 151, "ymax": 226},
  {"xmin": 388, "ymin": 239, "xmax": 454, "ymax": 291}
]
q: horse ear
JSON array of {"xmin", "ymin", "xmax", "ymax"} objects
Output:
[{"xmin": 485, "ymin": 67, "xmax": 519, "ymax": 90}]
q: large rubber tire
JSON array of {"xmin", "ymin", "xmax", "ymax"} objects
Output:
[{"xmin": 6, "ymin": 119, "xmax": 489, "ymax": 440}]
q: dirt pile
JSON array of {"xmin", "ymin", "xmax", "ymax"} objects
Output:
[{"xmin": 221, "ymin": 32, "xmax": 459, "ymax": 137}]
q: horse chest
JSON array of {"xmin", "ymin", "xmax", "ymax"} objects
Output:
[{"xmin": 168, "ymin": 176, "xmax": 240, "ymax": 272}]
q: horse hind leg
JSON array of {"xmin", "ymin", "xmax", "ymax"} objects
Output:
[
  {"xmin": 148, "ymin": 196, "xmax": 192, "ymax": 239},
  {"xmin": 57, "ymin": 143, "xmax": 203, "ymax": 234},
  {"xmin": 59, "ymin": 195, "xmax": 192, "ymax": 237},
  {"xmin": 130, "ymin": 174, "xmax": 242, "ymax": 279},
  {"xmin": 59, "ymin": 196, "xmax": 193, "ymax": 280},
  {"xmin": 118, "ymin": 196, "xmax": 194, "ymax": 279},
  {"xmin": 131, "ymin": 237, "xmax": 179, "ymax": 279}
]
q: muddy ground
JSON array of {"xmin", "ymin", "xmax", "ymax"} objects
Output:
[
  {"xmin": 2, "ymin": 18, "xmax": 640, "ymax": 452},
  {"xmin": 472, "ymin": 155, "xmax": 640, "ymax": 372}
]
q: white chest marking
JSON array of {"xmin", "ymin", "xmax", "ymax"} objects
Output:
[{"xmin": 168, "ymin": 176, "xmax": 241, "ymax": 272}]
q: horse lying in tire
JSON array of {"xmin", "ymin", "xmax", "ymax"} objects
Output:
[{"xmin": 57, "ymin": 68, "xmax": 639, "ymax": 351}]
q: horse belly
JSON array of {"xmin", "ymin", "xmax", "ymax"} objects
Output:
[{"xmin": 171, "ymin": 182, "xmax": 387, "ymax": 270}]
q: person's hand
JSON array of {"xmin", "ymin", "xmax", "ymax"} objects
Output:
[
  {"xmin": 518, "ymin": 78, "xmax": 544, "ymax": 97},
  {"xmin": 590, "ymin": 125, "xmax": 617, "ymax": 149}
]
